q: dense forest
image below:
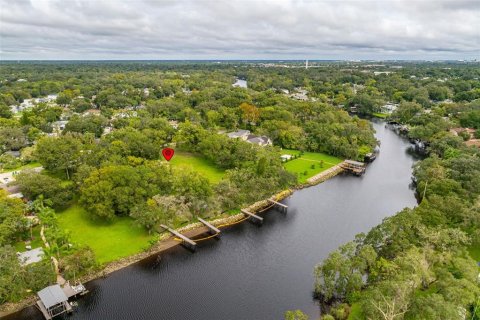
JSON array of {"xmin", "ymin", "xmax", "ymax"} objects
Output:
[
  {"xmin": 0, "ymin": 61, "xmax": 479, "ymax": 317},
  {"xmin": 314, "ymin": 81, "xmax": 480, "ymax": 317}
]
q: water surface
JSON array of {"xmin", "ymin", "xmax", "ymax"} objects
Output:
[{"xmin": 10, "ymin": 121, "xmax": 418, "ymax": 320}]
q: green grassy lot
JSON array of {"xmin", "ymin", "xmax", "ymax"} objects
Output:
[
  {"xmin": 468, "ymin": 245, "xmax": 480, "ymax": 262},
  {"xmin": 57, "ymin": 204, "xmax": 154, "ymax": 264},
  {"xmin": 281, "ymin": 149, "xmax": 343, "ymax": 183},
  {"xmin": 14, "ymin": 225, "xmax": 43, "ymax": 252},
  {"xmin": 169, "ymin": 152, "xmax": 225, "ymax": 183},
  {"xmin": 347, "ymin": 303, "xmax": 364, "ymax": 320},
  {"xmin": 372, "ymin": 112, "xmax": 388, "ymax": 119},
  {"xmin": 0, "ymin": 162, "xmax": 41, "ymax": 173}
]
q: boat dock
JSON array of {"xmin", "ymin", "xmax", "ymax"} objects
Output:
[
  {"xmin": 198, "ymin": 217, "xmax": 221, "ymax": 237},
  {"xmin": 267, "ymin": 199, "xmax": 288, "ymax": 213},
  {"xmin": 241, "ymin": 209, "xmax": 264, "ymax": 224},
  {"xmin": 160, "ymin": 224, "xmax": 197, "ymax": 251},
  {"xmin": 341, "ymin": 160, "xmax": 366, "ymax": 176}
]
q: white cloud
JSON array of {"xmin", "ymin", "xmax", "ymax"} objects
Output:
[{"xmin": 0, "ymin": 0, "xmax": 478, "ymax": 60}]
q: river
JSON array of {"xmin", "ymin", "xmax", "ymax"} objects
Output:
[{"xmin": 9, "ymin": 120, "xmax": 419, "ymax": 320}]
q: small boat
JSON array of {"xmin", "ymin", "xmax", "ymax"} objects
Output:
[{"xmin": 364, "ymin": 153, "xmax": 376, "ymax": 162}]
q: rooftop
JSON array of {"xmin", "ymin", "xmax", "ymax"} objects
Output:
[{"xmin": 37, "ymin": 285, "xmax": 68, "ymax": 309}]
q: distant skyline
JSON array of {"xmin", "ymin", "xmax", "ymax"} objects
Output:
[{"xmin": 1, "ymin": 0, "xmax": 479, "ymax": 60}]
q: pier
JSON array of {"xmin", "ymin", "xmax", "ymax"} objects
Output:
[
  {"xmin": 160, "ymin": 224, "xmax": 197, "ymax": 251},
  {"xmin": 241, "ymin": 209, "xmax": 263, "ymax": 224},
  {"xmin": 267, "ymin": 199, "xmax": 288, "ymax": 213},
  {"xmin": 341, "ymin": 160, "xmax": 366, "ymax": 176},
  {"xmin": 198, "ymin": 217, "xmax": 221, "ymax": 237}
]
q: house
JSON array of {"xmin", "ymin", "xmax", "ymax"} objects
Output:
[
  {"xmin": 465, "ymin": 140, "xmax": 480, "ymax": 148},
  {"xmin": 36, "ymin": 285, "xmax": 72, "ymax": 319},
  {"xmin": 246, "ymin": 135, "xmax": 272, "ymax": 146},
  {"xmin": 450, "ymin": 128, "xmax": 476, "ymax": 139},
  {"xmin": 226, "ymin": 130, "xmax": 272, "ymax": 146},
  {"xmin": 280, "ymin": 154, "xmax": 292, "ymax": 161},
  {"xmin": 289, "ymin": 87, "xmax": 309, "ymax": 101},
  {"xmin": 102, "ymin": 126, "xmax": 114, "ymax": 136},
  {"xmin": 52, "ymin": 121, "xmax": 69, "ymax": 133},
  {"xmin": 83, "ymin": 109, "xmax": 101, "ymax": 116},
  {"xmin": 227, "ymin": 129, "xmax": 251, "ymax": 140},
  {"xmin": 4, "ymin": 150, "xmax": 21, "ymax": 158},
  {"xmin": 380, "ymin": 103, "xmax": 398, "ymax": 114}
]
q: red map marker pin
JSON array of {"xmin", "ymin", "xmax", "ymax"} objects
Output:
[{"xmin": 162, "ymin": 148, "xmax": 174, "ymax": 161}]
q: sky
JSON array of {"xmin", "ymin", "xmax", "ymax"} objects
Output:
[{"xmin": 0, "ymin": 0, "xmax": 479, "ymax": 60}]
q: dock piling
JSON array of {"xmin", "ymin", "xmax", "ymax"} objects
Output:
[{"xmin": 160, "ymin": 224, "xmax": 197, "ymax": 251}]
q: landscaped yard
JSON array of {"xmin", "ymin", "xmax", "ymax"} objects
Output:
[
  {"xmin": 372, "ymin": 112, "xmax": 388, "ymax": 119},
  {"xmin": 57, "ymin": 204, "xmax": 154, "ymax": 264},
  {"xmin": 169, "ymin": 152, "xmax": 225, "ymax": 183},
  {"xmin": 0, "ymin": 161, "xmax": 41, "ymax": 173},
  {"xmin": 14, "ymin": 225, "xmax": 43, "ymax": 252},
  {"xmin": 282, "ymin": 149, "xmax": 343, "ymax": 183}
]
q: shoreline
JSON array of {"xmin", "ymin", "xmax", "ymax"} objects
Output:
[{"xmin": 0, "ymin": 164, "xmax": 344, "ymax": 317}]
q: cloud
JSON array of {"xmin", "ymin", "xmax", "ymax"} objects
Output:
[{"xmin": 0, "ymin": 0, "xmax": 479, "ymax": 60}]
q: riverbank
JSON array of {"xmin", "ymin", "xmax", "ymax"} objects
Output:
[
  {"xmin": 0, "ymin": 189, "xmax": 296, "ymax": 317},
  {"xmin": 0, "ymin": 163, "xmax": 346, "ymax": 317}
]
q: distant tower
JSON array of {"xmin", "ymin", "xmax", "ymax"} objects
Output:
[{"xmin": 305, "ymin": 60, "xmax": 309, "ymax": 69}]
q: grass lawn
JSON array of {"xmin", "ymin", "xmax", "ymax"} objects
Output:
[
  {"xmin": 169, "ymin": 152, "xmax": 225, "ymax": 183},
  {"xmin": 281, "ymin": 149, "xmax": 343, "ymax": 183},
  {"xmin": 372, "ymin": 112, "xmax": 388, "ymax": 119},
  {"xmin": 57, "ymin": 204, "xmax": 154, "ymax": 265},
  {"xmin": 468, "ymin": 245, "xmax": 480, "ymax": 262},
  {"xmin": 347, "ymin": 303, "xmax": 364, "ymax": 320},
  {"xmin": 13, "ymin": 226, "xmax": 43, "ymax": 252},
  {"xmin": 0, "ymin": 162, "xmax": 41, "ymax": 173}
]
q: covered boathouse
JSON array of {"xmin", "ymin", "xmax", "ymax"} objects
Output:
[{"xmin": 36, "ymin": 285, "xmax": 72, "ymax": 319}]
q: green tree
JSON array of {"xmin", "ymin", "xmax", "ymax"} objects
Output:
[
  {"xmin": 64, "ymin": 114, "xmax": 108, "ymax": 138},
  {"xmin": 284, "ymin": 310, "xmax": 309, "ymax": 320},
  {"xmin": 14, "ymin": 171, "xmax": 74, "ymax": 209},
  {"xmin": 35, "ymin": 134, "xmax": 83, "ymax": 179}
]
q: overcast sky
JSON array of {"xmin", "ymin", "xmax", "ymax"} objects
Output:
[{"xmin": 1, "ymin": 0, "xmax": 479, "ymax": 60}]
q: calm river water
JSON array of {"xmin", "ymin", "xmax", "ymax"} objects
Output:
[{"xmin": 9, "ymin": 120, "xmax": 419, "ymax": 320}]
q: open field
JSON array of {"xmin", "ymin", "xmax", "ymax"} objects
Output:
[
  {"xmin": 372, "ymin": 112, "xmax": 388, "ymax": 119},
  {"xmin": 0, "ymin": 162, "xmax": 41, "ymax": 173},
  {"xmin": 57, "ymin": 204, "xmax": 154, "ymax": 264},
  {"xmin": 281, "ymin": 149, "xmax": 343, "ymax": 183},
  {"xmin": 169, "ymin": 152, "xmax": 225, "ymax": 183}
]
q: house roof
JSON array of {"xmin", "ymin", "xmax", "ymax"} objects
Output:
[
  {"xmin": 465, "ymin": 139, "xmax": 480, "ymax": 147},
  {"xmin": 37, "ymin": 285, "xmax": 68, "ymax": 309},
  {"xmin": 227, "ymin": 129, "xmax": 250, "ymax": 138},
  {"xmin": 247, "ymin": 136, "xmax": 271, "ymax": 145}
]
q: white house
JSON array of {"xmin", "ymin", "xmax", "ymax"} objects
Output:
[
  {"xmin": 227, "ymin": 129, "xmax": 250, "ymax": 140},
  {"xmin": 52, "ymin": 120, "xmax": 69, "ymax": 133},
  {"xmin": 226, "ymin": 130, "xmax": 272, "ymax": 147},
  {"xmin": 246, "ymin": 135, "xmax": 272, "ymax": 146},
  {"xmin": 380, "ymin": 103, "xmax": 398, "ymax": 114}
]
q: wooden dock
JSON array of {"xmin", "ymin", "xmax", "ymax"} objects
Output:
[
  {"xmin": 241, "ymin": 209, "xmax": 263, "ymax": 224},
  {"xmin": 340, "ymin": 160, "xmax": 366, "ymax": 176},
  {"xmin": 197, "ymin": 218, "xmax": 221, "ymax": 236},
  {"xmin": 160, "ymin": 224, "xmax": 197, "ymax": 251},
  {"xmin": 268, "ymin": 199, "xmax": 288, "ymax": 213}
]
